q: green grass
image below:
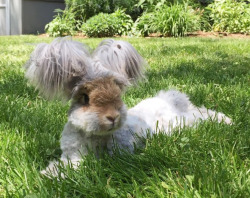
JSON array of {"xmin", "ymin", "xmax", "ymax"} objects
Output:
[{"xmin": 0, "ymin": 35, "xmax": 249, "ymax": 198}]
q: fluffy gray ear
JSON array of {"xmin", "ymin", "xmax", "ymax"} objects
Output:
[
  {"xmin": 92, "ymin": 39, "xmax": 147, "ymax": 84},
  {"xmin": 25, "ymin": 37, "xmax": 94, "ymax": 100}
]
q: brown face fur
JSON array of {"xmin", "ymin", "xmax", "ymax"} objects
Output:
[{"xmin": 72, "ymin": 77, "xmax": 126, "ymax": 132}]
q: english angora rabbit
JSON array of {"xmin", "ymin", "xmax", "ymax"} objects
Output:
[{"xmin": 25, "ymin": 38, "xmax": 231, "ymax": 177}]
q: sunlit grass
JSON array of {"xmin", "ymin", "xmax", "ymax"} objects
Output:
[{"xmin": 0, "ymin": 35, "xmax": 249, "ymax": 197}]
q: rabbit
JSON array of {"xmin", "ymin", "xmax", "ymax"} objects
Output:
[
  {"xmin": 24, "ymin": 38, "xmax": 231, "ymax": 177},
  {"xmin": 40, "ymin": 78, "xmax": 231, "ymax": 177},
  {"xmin": 25, "ymin": 37, "xmax": 145, "ymax": 176}
]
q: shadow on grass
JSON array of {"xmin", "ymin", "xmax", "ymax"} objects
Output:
[
  {"xmin": 145, "ymin": 51, "xmax": 249, "ymax": 97},
  {"xmin": 155, "ymin": 50, "xmax": 249, "ymax": 85}
]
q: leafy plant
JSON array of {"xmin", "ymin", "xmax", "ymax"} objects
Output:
[
  {"xmin": 154, "ymin": 4, "xmax": 201, "ymax": 36},
  {"xmin": 81, "ymin": 9, "xmax": 133, "ymax": 37},
  {"xmin": 134, "ymin": 12, "xmax": 155, "ymax": 36},
  {"xmin": 136, "ymin": 0, "xmax": 178, "ymax": 12},
  {"xmin": 65, "ymin": 0, "xmax": 111, "ymax": 21},
  {"xmin": 136, "ymin": 0, "xmax": 208, "ymax": 11},
  {"xmin": 207, "ymin": 0, "xmax": 250, "ymax": 34},
  {"xmin": 45, "ymin": 7, "xmax": 80, "ymax": 37},
  {"xmin": 111, "ymin": 9, "xmax": 134, "ymax": 35},
  {"xmin": 81, "ymin": 13, "xmax": 118, "ymax": 37},
  {"xmin": 197, "ymin": 0, "xmax": 214, "ymax": 5},
  {"xmin": 65, "ymin": 0, "xmax": 140, "ymax": 21},
  {"xmin": 112, "ymin": 0, "xmax": 141, "ymax": 20},
  {"xmin": 135, "ymin": 3, "xmax": 202, "ymax": 37}
]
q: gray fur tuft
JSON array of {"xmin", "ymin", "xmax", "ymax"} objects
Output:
[
  {"xmin": 157, "ymin": 90, "xmax": 191, "ymax": 112},
  {"xmin": 25, "ymin": 38, "xmax": 145, "ymax": 101},
  {"xmin": 25, "ymin": 37, "xmax": 94, "ymax": 100},
  {"xmin": 92, "ymin": 39, "xmax": 146, "ymax": 83}
]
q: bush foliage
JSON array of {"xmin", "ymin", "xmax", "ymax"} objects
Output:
[
  {"xmin": 208, "ymin": 0, "xmax": 250, "ymax": 33},
  {"xmin": 112, "ymin": 9, "xmax": 134, "ymax": 35},
  {"xmin": 136, "ymin": 0, "xmax": 214, "ymax": 11},
  {"xmin": 45, "ymin": 0, "xmax": 250, "ymax": 37},
  {"xmin": 154, "ymin": 4, "xmax": 201, "ymax": 37},
  {"xmin": 65, "ymin": 0, "xmax": 140, "ymax": 21},
  {"xmin": 135, "ymin": 3, "xmax": 202, "ymax": 37},
  {"xmin": 81, "ymin": 13, "xmax": 118, "ymax": 37},
  {"xmin": 134, "ymin": 12, "xmax": 155, "ymax": 36},
  {"xmin": 81, "ymin": 9, "xmax": 133, "ymax": 37},
  {"xmin": 45, "ymin": 8, "xmax": 79, "ymax": 37}
]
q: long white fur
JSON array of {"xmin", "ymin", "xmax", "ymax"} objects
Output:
[
  {"xmin": 25, "ymin": 38, "xmax": 145, "ymax": 100},
  {"xmin": 92, "ymin": 39, "xmax": 146, "ymax": 83},
  {"xmin": 42, "ymin": 90, "xmax": 231, "ymax": 177},
  {"xmin": 25, "ymin": 38, "xmax": 95, "ymax": 99}
]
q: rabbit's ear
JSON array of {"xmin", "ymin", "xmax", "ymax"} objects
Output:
[
  {"xmin": 25, "ymin": 37, "xmax": 94, "ymax": 101},
  {"xmin": 93, "ymin": 39, "xmax": 147, "ymax": 84},
  {"xmin": 112, "ymin": 77, "xmax": 126, "ymax": 91}
]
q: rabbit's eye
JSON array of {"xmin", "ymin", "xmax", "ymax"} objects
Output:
[
  {"xmin": 82, "ymin": 94, "xmax": 89, "ymax": 105},
  {"xmin": 117, "ymin": 106, "xmax": 122, "ymax": 111}
]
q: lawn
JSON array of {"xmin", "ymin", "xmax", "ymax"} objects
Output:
[{"xmin": 0, "ymin": 35, "xmax": 249, "ymax": 197}]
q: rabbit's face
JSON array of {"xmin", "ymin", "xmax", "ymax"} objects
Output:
[{"xmin": 69, "ymin": 77, "xmax": 127, "ymax": 136}]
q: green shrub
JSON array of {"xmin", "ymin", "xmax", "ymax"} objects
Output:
[
  {"xmin": 112, "ymin": 0, "xmax": 141, "ymax": 20},
  {"xmin": 45, "ymin": 8, "xmax": 80, "ymax": 37},
  {"xmin": 111, "ymin": 9, "xmax": 134, "ymax": 35},
  {"xmin": 81, "ymin": 10, "xmax": 133, "ymax": 37},
  {"xmin": 137, "ymin": 0, "xmax": 178, "ymax": 12},
  {"xmin": 196, "ymin": 0, "xmax": 214, "ymax": 5},
  {"xmin": 199, "ymin": 8, "xmax": 212, "ymax": 31},
  {"xmin": 65, "ymin": 0, "xmax": 111, "ymax": 21},
  {"xmin": 136, "ymin": 0, "xmax": 212, "ymax": 10},
  {"xmin": 154, "ymin": 4, "xmax": 201, "ymax": 36},
  {"xmin": 65, "ymin": 0, "xmax": 140, "ymax": 21},
  {"xmin": 135, "ymin": 3, "xmax": 202, "ymax": 37},
  {"xmin": 207, "ymin": 0, "xmax": 250, "ymax": 34},
  {"xmin": 81, "ymin": 13, "xmax": 117, "ymax": 37},
  {"xmin": 134, "ymin": 12, "xmax": 155, "ymax": 36}
]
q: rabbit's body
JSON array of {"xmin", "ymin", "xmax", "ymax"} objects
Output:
[
  {"xmin": 25, "ymin": 38, "xmax": 231, "ymax": 177},
  {"xmin": 112, "ymin": 90, "xmax": 231, "ymax": 152},
  {"xmin": 42, "ymin": 86, "xmax": 231, "ymax": 177}
]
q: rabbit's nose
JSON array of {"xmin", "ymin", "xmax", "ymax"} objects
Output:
[{"xmin": 106, "ymin": 115, "xmax": 119, "ymax": 123}]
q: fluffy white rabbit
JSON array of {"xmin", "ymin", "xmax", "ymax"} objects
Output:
[
  {"xmin": 25, "ymin": 38, "xmax": 231, "ymax": 177},
  {"xmin": 40, "ymin": 77, "xmax": 230, "ymax": 177}
]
